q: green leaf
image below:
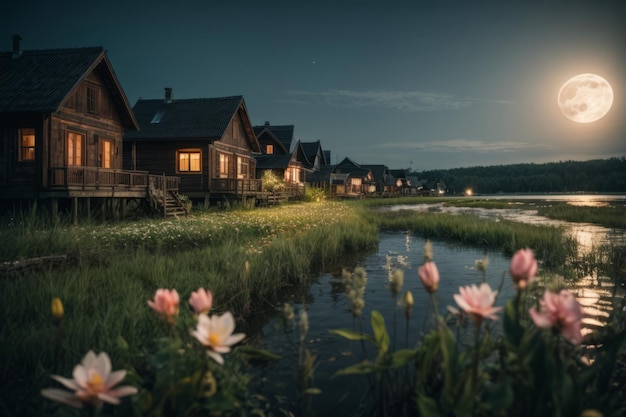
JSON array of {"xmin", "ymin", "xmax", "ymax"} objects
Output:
[
  {"xmin": 417, "ymin": 394, "xmax": 442, "ymax": 417},
  {"xmin": 237, "ymin": 346, "xmax": 281, "ymax": 361},
  {"xmin": 390, "ymin": 349, "xmax": 418, "ymax": 368},
  {"xmin": 371, "ymin": 310, "xmax": 390, "ymax": 355},
  {"xmin": 304, "ymin": 388, "xmax": 322, "ymax": 395},
  {"xmin": 503, "ymin": 298, "xmax": 524, "ymax": 347},
  {"xmin": 329, "ymin": 328, "xmax": 374, "ymax": 342},
  {"xmin": 331, "ymin": 360, "xmax": 382, "ymax": 377}
]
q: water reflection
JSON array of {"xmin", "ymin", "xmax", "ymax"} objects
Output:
[{"xmin": 379, "ymin": 196, "xmax": 626, "ymax": 253}]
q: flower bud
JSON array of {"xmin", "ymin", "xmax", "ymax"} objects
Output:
[
  {"xmin": 51, "ymin": 297, "xmax": 64, "ymax": 321},
  {"xmin": 510, "ymin": 248, "xmax": 538, "ymax": 289},
  {"xmin": 389, "ymin": 269, "xmax": 404, "ymax": 295},
  {"xmin": 418, "ymin": 262, "xmax": 440, "ymax": 293}
]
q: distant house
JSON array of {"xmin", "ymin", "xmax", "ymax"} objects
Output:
[
  {"xmin": 124, "ymin": 89, "xmax": 262, "ymax": 206},
  {"xmin": 421, "ymin": 178, "xmax": 446, "ymax": 196},
  {"xmin": 362, "ymin": 164, "xmax": 396, "ymax": 195},
  {"xmin": 0, "ymin": 35, "xmax": 172, "ymax": 220},
  {"xmin": 299, "ymin": 140, "xmax": 328, "ymax": 172},
  {"xmin": 331, "ymin": 157, "xmax": 374, "ymax": 196},
  {"xmin": 253, "ymin": 122, "xmax": 308, "ymax": 192}
]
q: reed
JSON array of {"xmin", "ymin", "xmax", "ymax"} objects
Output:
[
  {"xmin": 537, "ymin": 203, "xmax": 626, "ymax": 229},
  {"xmin": 361, "ymin": 209, "xmax": 578, "ymax": 270}
]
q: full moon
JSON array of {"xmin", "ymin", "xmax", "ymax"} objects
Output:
[{"xmin": 557, "ymin": 73, "xmax": 614, "ymax": 123}]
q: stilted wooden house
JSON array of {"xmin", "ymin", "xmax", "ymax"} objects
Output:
[
  {"xmin": 0, "ymin": 35, "xmax": 178, "ymax": 221},
  {"xmin": 124, "ymin": 90, "xmax": 262, "ymax": 207},
  {"xmin": 253, "ymin": 122, "xmax": 307, "ymax": 200},
  {"xmin": 330, "ymin": 157, "xmax": 374, "ymax": 196},
  {"xmin": 362, "ymin": 164, "xmax": 396, "ymax": 195}
]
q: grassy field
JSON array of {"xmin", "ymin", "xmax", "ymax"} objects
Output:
[{"xmin": 1, "ymin": 197, "xmax": 624, "ymax": 416}]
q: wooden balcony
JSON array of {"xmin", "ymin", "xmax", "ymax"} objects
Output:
[
  {"xmin": 48, "ymin": 166, "xmax": 179, "ymax": 198},
  {"xmin": 210, "ymin": 178, "xmax": 263, "ymax": 196}
]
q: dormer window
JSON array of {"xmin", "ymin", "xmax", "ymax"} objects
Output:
[
  {"xmin": 151, "ymin": 111, "xmax": 165, "ymax": 124},
  {"xmin": 266, "ymin": 144, "xmax": 274, "ymax": 154},
  {"xmin": 86, "ymin": 85, "xmax": 99, "ymax": 114}
]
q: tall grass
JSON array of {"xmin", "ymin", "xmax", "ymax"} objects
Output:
[
  {"xmin": 360, "ymin": 208, "xmax": 578, "ymax": 270},
  {"xmin": 537, "ymin": 204, "xmax": 626, "ymax": 229}
]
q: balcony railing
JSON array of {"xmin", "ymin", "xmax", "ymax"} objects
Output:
[
  {"xmin": 48, "ymin": 167, "xmax": 178, "ymax": 193},
  {"xmin": 211, "ymin": 178, "xmax": 263, "ymax": 195}
]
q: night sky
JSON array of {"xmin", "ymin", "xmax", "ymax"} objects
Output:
[{"xmin": 3, "ymin": 0, "xmax": 625, "ymax": 170}]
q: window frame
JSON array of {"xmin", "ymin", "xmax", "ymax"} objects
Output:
[
  {"xmin": 237, "ymin": 156, "xmax": 249, "ymax": 179},
  {"xmin": 218, "ymin": 153, "xmax": 231, "ymax": 178},
  {"xmin": 100, "ymin": 138, "xmax": 114, "ymax": 169},
  {"xmin": 18, "ymin": 127, "xmax": 36, "ymax": 162},
  {"xmin": 67, "ymin": 131, "xmax": 85, "ymax": 166},
  {"xmin": 177, "ymin": 149, "xmax": 202, "ymax": 173},
  {"xmin": 266, "ymin": 144, "xmax": 274, "ymax": 154},
  {"xmin": 86, "ymin": 84, "xmax": 99, "ymax": 114}
]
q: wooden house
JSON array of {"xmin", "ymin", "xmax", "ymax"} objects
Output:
[
  {"xmin": 330, "ymin": 157, "xmax": 374, "ymax": 196},
  {"xmin": 0, "ymin": 35, "xmax": 176, "ymax": 221},
  {"xmin": 362, "ymin": 164, "xmax": 396, "ymax": 195},
  {"xmin": 253, "ymin": 122, "xmax": 308, "ymax": 198},
  {"xmin": 299, "ymin": 140, "xmax": 328, "ymax": 172},
  {"xmin": 124, "ymin": 90, "xmax": 262, "ymax": 206}
]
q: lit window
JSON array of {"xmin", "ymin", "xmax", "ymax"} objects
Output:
[
  {"xmin": 237, "ymin": 156, "xmax": 249, "ymax": 179},
  {"xmin": 178, "ymin": 150, "xmax": 201, "ymax": 172},
  {"xmin": 100, "ymin": 139, "xmax": 113, "ymax": 168},
  {"xmin": 67, "ymin": 132, "xmax": 84, "ymax": 166},
  {"xmin": 86, "ymin": 85, "xmax": 99, "ymax": 114},
  {"xmin": 18, "ymin": 128, "xmax": 35, "ymax": 161},
  {"xmin": 219, "ymin": 153, "xmax": 230, "ymax": 178},
  {"xmin": 266, "ymin": 144, "xmax": 273, "ymax": 154}
]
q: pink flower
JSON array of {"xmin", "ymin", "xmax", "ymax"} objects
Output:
[
  {"xmin": 191, "ymin": 312, "xmax": 246, "ymax": 365},
  {"xmin": 529, "ymin": 289, "xmax": 583, "ymax": 345},
  {"xmin": 453, "ymin": 283, "xmax": 502, "ymax": 325},
  {"xmin": 189, "ymin": 288, "xmax": 213, "ymax": 315},
  {"xmin": 148, "ymin": 289, "xmax": 179, "ymax": 323},
  {"xmin": 41, "ymin": 351, "xmax": 137, "ymax": 409},
  {"xmin": 509, "ymin": 248, "xmax": 538, "ymax": 289},
  {"xmin": 418, "ymin": 262, "xmax": 440, "ymax": 293}
]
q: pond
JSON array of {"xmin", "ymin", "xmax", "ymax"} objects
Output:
[{"xmin": 246, "ymin": 195, "xmax": 626, "ymax": 415}]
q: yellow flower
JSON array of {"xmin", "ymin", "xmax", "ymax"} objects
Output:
[{"xmin": 51, "ymin": 297, "xmax": 64, "ymax": 321}]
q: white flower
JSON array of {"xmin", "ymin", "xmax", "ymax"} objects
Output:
[{"xmin": 191, "ymin": 312, "xmax": 245, "ymax": 365}]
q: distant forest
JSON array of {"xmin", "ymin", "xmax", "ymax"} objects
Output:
[{"xmin": 418, "ymin": 157, "xmax": 626, "ymax": 195}]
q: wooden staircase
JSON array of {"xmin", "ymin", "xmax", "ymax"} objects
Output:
[{"xmin": 148, "ymin": 180, "xmax": 188, "ymax": 218}]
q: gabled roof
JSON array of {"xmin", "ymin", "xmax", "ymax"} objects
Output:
[
  {"xmin": 332, "ymin": 157, "xmax": 372, "ymax": 178},
  {"xmin": 362, "ymin": 165, "xmax": 391, "ymax": 183},
  {"xmin": 126, "ymin": 95, "xmax": 260, "ymax": 152},
  {"xmin": 300, "ymin": 140, "xmax": 327, "ymax": 167},
  {"xmin": 253, "ymin": 122, "xmax": 294, "ymax": 152},
  {"xmin": 0, "ymin": 45, "xmax": 138, "ymax": 129},
  {"xmin": 255, "ymin": 128, "xmax": 289, "ymax": 154},
  {"xmin": 254, "ymin": 153, "xmax": 298, "ymax": 170}
]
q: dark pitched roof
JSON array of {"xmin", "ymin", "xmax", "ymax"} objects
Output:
[
  {"xmin": 300, "ymin": 140, "xmax": 328, "ymax": 166},
  {"xmin": 126, "ymin": 95, "xmax": 245, "ymax": 139},
  {"xmin": 333, "ymin": 157, "xmax": 372, "ymax": 178},
  {"xmin": 253, "ymin": 122, "xmax": 294, "ymax": 152},
  {"xmin": 362, "ymin": 165, "xmax": 389, "ymax": 182},
  {"xmin": 254, "ymin": 153, "xmax": 295, "ymax": 170},
  {"xmin": 0, "ymin": 46, "xmax": 137, "ymax": 129}
]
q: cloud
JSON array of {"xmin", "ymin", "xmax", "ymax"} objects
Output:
[
  {"xmin": 286, "ymin": 89, "xmax": 511, "ymax": 112},
  {"xmin": 375, "ymin": 139, "xmax": 552, "ymax": 153}
]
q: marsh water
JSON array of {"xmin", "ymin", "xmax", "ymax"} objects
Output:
[{"xmin": 247, "ymin": 195, "xmax": 626, "ymax": 414}]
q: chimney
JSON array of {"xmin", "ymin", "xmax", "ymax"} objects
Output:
[
  {"xmin": 12, "ymin": 34, "xmax": 22, "ymax": 58},
  {"xmin": 164, "ymin": 87, "xmax": 173, "ymax": 103},
  {"xmin": 264, "ymin": 121, "xmax": 270, "ymax": 126}
]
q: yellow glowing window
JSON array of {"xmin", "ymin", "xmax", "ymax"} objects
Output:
[
  {"xmin": 266, "ymin": 144, "xmax": 274, "ymax": 154},
  {"xmin": 219, "ymin": 153, "xmax": 230, "ymax": 178},
  {"xmin": 19, "ymin": 128, "xmax": 35, "ymax": 161},
  {"xmin": 67, "ymin": 132, "xmax": 84, "ymax": 166},
  {"xmin": 237, "ymin": 156, "xmax": 249, "ymax": 179},
  {"xmin": 100, "ymin": 139, "xmax": 113, "ymax": 168},
  {"xmin": 178, "ymin": 150, "xmax": 201, "ymax": 172}
]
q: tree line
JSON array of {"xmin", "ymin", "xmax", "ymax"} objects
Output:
[{"xmin": 418, "ymin": 157, "xmax": 626, "ymax": 195}]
